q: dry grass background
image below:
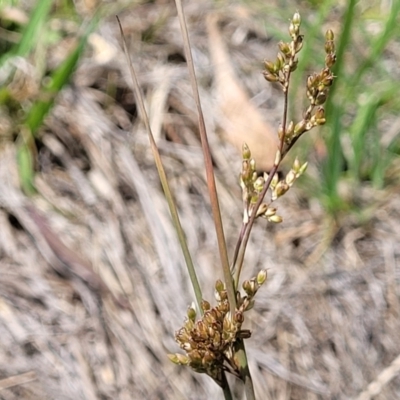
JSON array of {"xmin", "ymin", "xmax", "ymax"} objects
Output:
[{"xmin": 0, "ymin": 1, "xmax": 400, "ymax": 399}]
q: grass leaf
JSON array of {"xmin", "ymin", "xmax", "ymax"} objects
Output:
[
  {"xmin": 173, "ymin": 0, "xmax": 236, "ymax": 313},
  {"xmin": 18, "ymin": 17, "xmax": 97, "ymax": 193},
  {"xmin": 116, "ymin": 16, "xmax": 203, "ymax": 313}
]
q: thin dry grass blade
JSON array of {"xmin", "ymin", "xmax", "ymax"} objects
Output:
[
  {"xmin": 173, "ymin": 2, "xmax": 253, "ymax": 399},
  {"xmin": 173, "ymin": 0, "xmax": 236, "ymax": 312},
  {"xmin": 116, "ymin": 16, "xmax": 203, "ymax": 312}
]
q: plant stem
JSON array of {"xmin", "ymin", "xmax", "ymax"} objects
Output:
[
  {"xmin": 233, "ymin": 73, "xmax": 291, "ymax": 287},
  {"xmin": 117, "ymin": 17, "xmax": 204, "ymax": 312},
  {"xmin": 220, "ymin": 372, "xmax": 234, "ymax": 400},
  {"xmin": 235, "ymin": 340, "xmax": 256, "ymax": 400},
  {"xmin": 174, "ymin": 0, "xmax": 236, "ymax": 311}
]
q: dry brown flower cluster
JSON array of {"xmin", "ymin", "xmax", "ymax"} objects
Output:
[{"xmin": 169, "ymin": 270, "xmax": 267, "ymax": 386}]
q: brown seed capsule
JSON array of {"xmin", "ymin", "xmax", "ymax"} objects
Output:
[
  {"xmin": 201, "ymin": 300, "xmax": 211, "ymax": 312},
  {"xmin": 295, "ymin": 36, "xmax": 304, "ymax": 53},
  {"xmin": 290, "ymin": 58, "xmax": 298, "ymax": 72},
  {"xmin": 234, "ymin": 311, "xmax": 244, "ymax": 324},
  {"xmin": 238, "ymin": 329, "xmax": 252, "ymax": 339},
  {"xmin": 325, "ymin": 53, "xmax": 336, "ymax": 68},
  {"xmin": 315, "ymin": 91, "xmax": 327, "ymax": 105},
  {"xmin": 263, "ymin": 72, "xmax": 278, "ymax": 82}
]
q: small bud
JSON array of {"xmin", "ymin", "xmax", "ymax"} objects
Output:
[
  {"xmin": 242, "ymin": 142, "xmax": 251, "ymax": 159},
  {"xmin": 299, "ymin": 161, "xmax": 308, "ymax": 174},
  {"xmin": 292, "ymin": 12, "xmax": 301, "ymax": 27},
  {"xmin": 270, "ymin": 173, "xmax": 279, "ymax": 188},
  {"xmin": 263, "ymin": 72, "xmax": 278, "ymax": 82},
  {"xmin": 322, "ymin": 74, "xmax": 334, "ymax": 87},
  {"xmin": 286, "ymin": 120, "xmax": 294, "ymax": 138},
  {"xmin": 241, "ymin": 160, "xmax": 251, "ymax": 181},
  {"xmin": 293, "ymin": 157, "xmax": 300, "ymax": 172},
  {"xmin": 295, "ymin": 35, "xmax": 304, "ymax": 53},
  {"xmin": 177, "ymin": 353, "xmax": 190, "ymax": 365},
  {"xmin": 325, "ymin": 29, "xmax": 334, "ymax": 41},
  {"xmin": 213, "ymin": 331, "xmax": 221, "ymax": 347},
  {"xmin": 208, "ymin": 326, "xmax": 215, "ymax": 338},
  {"xmin": 168, "ymin": 354, "xmax": 180, "ymax": 364},
  {"xmin": 315, "ymin": 91, "xmax": 327, "ymax": 105},
  {"xmin": 264, "ymin": 60, "xmax": 276, "ymax": 74},
  {"xmin": 215, "ymin": 279, "xmax": 224, "ymax": 293},
  {"xmin": 289, "ymin": 12, "xmax": 301, "ymax": 39},
  {"xmin": 325, "ymin": 40, "xmax": 335, "ymax": 55},
  {"xmin": 182, "ymin": 342, "xmax": 192, "ymax": 351},
  {"xmin": 254, "ymin": 176, "xmax": 265, "ymax": 192},
  {"xmin": 234, "ymin": 311, "xmax": 244, "ymax": 324},
  {"xmin": 201, "ymin": 300, "xmax": 211, "ymax": 312},
  {"xmin": 264, "ymin": 207, "xmax": 277, "ymax": 217},
  {"xmin": 256, "ymin": 203, "xmax": 268, "ymax": 217},
  {"xmin": 274, "ymin": 149, "xmax": 282, "ymax": 166},
  {"xmin": 294, "ymin": 119, "xmax": 307, "ymax": 136},
  {"xmin": 286, "ymin": 170, "xmax": 296, "ymax": 186},
  {"xmin": 243, "ymin": 280, "xmax": 252, "ymax": 295},
  {"xmin": 278, "ymin": 124, "xmax": 285, "ymax": 140},
  {"xmin": 277, "ymin": 53, "xmax": 285, "ymax": 70},
  {"xmin": 325, "ymin": 53, "xmax": 336, "ymax": 68},
  {"xmin": 189, "ymin": 350, "xmax": 202, "ymax": 364},
  {"xmin": 187, "ymin": 306, "xmax": 196, "ymax": 321},
  {"xmin": 257, "ymin": 270, "xmax": 267, "ymax": 285},
  {"xmin": 221, "ymin": 290, "xmax": 229, "ymax": 302},
  {"xmin": 274, "ymin": 181, "xmax": 289, "ymax": 199},
  {"xmin": 250, "ymin": 159, "xmax": 256, "ymax": 172},
  {"xmin": 315, "ymin": 107, "xmax": 326, "ymax": 124},
  {"xmin": 249, "ymin": 280, "xmax": 256, "ymax": 294},
  {"xmin": 268, "ymin": 214, "xmax": 283, "ymax": 223},
  {"xmin": 278, "ymin": 41, "xmax": 290, "ymax": 55},
  {"xmin": 289, "ymin": 58, "xmax": 298, "ymax": 72}
]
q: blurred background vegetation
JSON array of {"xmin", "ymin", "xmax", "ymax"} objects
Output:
[{"xmin": 1, "ymin": 0, "xmax": 399, "ymax": 216}]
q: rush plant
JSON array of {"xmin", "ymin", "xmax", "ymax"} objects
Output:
[{"xmin": 119, "ymin": 7, "xmax": 336, "ymax": 400}]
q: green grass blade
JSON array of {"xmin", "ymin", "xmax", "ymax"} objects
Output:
[
  {"xmin": 18, "ymin": 17, "xmax": 97, "ymax": 193},
  {"xmin": 117, "ymin": 17, "xmax": 203, "ymax": 314},
  {"xmin": 0, "ymin": 0, "xmax": 53, "ymax": 66},
  {"xmin": 352, "ymin": 0, "xmax": 400, "ymax": 89},
  {"xmin": 172, "ymin": 3, "xmax": 238, "ymax": 397},
  {"xmin": 25, "ymin": 21, "xmax": 96, "ymax": 135},
  {"xmin": 322, "ymin": 0, "xmax": 357, "ymax": 212},
  {"xmin": 349, "ymin": 92, "xmax": 379, "ymax": 181},
  {"xmin": 17, "ymin": 133, "xmax": 36, "ymax": 195}
]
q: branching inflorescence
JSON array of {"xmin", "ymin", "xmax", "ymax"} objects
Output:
[{"xmin": 169, "ymin": 12, "xmax": 336, "ymax": 394}]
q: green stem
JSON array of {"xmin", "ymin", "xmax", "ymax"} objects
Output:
[
  {"xmin": 235, "ymin": 340, "xmax": 256, "ymax": 400},
  {"xmin": 220, "ymin": 372, "xmax": 234, "ymax": 400},
  {"xmin": 117, "ymin": 17, "xmax": 204, "ymax": 312}
]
